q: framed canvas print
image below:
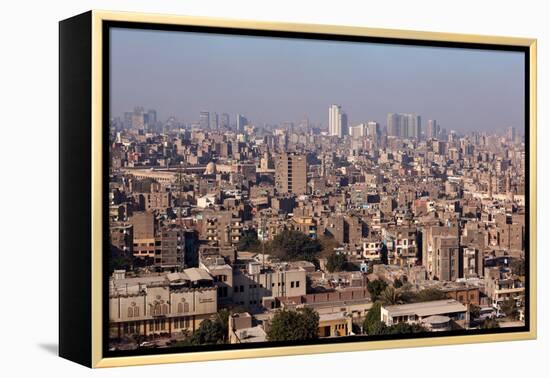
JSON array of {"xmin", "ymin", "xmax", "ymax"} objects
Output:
[{"xmin": 59, "ymin": 10, "xmax": 537, "ymax": 368}]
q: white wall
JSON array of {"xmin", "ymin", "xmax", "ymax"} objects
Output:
[{"xmin": 1, "ymin": 0, "xmax": 547, "ymax": 376}]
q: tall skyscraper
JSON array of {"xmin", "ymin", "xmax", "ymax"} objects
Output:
[
  {"xmin": 132, "ymin": 106, "xmax": 145, "ymax": 130},
  {"xmin": 329, "ymin": 104, "xmax": 348, "ymax": 138},
  {"xmin": 387, "ymin": 113, "xmax": 401, "ymax": 137},
  {"xmin": 366, "ymin": 121, "xmax": 380, "ymax": 139},
  {"xmin": 123, "ymin": 112, "xmax": 133, "ymax": 129},
  {"xmin": 427, "ymin": 119, "xmax": 439, "ymax": 139},
  {"xmin": 275, "ymin": 153, "xmax": 307, "ymax": 195},
  {"xmin": 407, "ymin": 114, "xmax": 421, "ymax": 139},
  {"xmin": 210, "ymin": 112, "xmax": 219, "ymax": 130},
  {"xmin": 146, "ymin": 109, "xmax": 157, "ymax": 131},
  {"xmin": 199, "ymin": 111, "xmax": 210, "ymax": 130},
  {"xmin": 387, "ymin": 113, "xmax": 421, "ymax": 139},
  {"xmin": 507, "ymin": 127, "xmax": 516, "ymax": 142},
  {"xmin": 221, "ymin": 113, "xmax": 230, "ymax": 129},
  {"xmin": 236, "ymin": 114, "xmax": 248, "ymax": 132},
  {"xmin": 349, "ymin": 123, "xmax": 366, "ymax": 139}
]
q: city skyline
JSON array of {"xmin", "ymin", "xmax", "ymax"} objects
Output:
[{"xmin": 110, "ymin": 27, "xmax": 525, "ymax": 133}]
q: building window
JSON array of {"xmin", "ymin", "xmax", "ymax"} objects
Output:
[
  {"xmin": 291, "ymin": 281, "xmax": 295, "ymax": 288},
  {"xmin": 296, "ymin": 281, "xmax": 300, "ymax": 288}
]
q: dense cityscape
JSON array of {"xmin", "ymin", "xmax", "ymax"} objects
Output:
[{"xmin": 108, "ymin": 105, "xmax": 526, "ymax": 351}]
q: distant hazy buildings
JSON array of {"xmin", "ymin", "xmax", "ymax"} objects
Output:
[
  {"xmin": 387, "ymin": 113, "xmax": 422, "ymax": 139},
  {"xmin": 329, "ymin": 104, "xmax": 348, "ymax": 138},
  {"xmin": 366, "ymin": 121, "xmax": 380, "ymax": 139},
  {"xmin": 221, "ymin": 113, "xmax": 230, "ymax": 129},
  {"xmin": 199, "ymin": 111, "xmax": 210, "ymax": 130},
  {"xmin": 131, "ymin": 106, "xmax": 145, "ymax": 131},
  {"xmin": 427, "ymin": 119, "xmax": 440, "ymax": 139},
  {"xmin": 210, "ymin": 112, "xmax": 219, "ymax": 130},
  {"xmin": 237, "ymin": 114, "xmax": 248, "ymax": 133},
  {"xmin": 507, "ymin": 127, "xmax": 518, "ymax": 143},
  {"xmin": 275, "ymin": 152, "xmax": 307, "ymax": 195},
  {"xmin": 348, "ymin": 123, "xmax": 366, "ymax": 139},
  {"xmin": 121, "ymin": 107, "xmax": 160, "ymax": 131}
]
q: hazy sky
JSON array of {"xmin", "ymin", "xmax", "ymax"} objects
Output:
[{"xmin": 110, "ymin": 27, "xmax": 525, "ymax": 132}]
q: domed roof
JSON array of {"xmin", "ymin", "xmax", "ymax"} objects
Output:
[{"xmin": 204, "ymin": 161, "xmax": 217, "ymax": 174}]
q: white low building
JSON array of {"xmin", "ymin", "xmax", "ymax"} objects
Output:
[{"xmin": 380, "ymin": 299, "xmax": 467, "ymax": 329}]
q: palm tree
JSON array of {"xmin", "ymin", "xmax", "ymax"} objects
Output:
[{"xmin": 380, "ymin": 286, "xmax": 403, "ymax": 305}]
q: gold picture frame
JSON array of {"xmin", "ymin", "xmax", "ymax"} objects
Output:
[{"xmin": 59, "ymin": 10, "xmax": 537, "ymax": 368}]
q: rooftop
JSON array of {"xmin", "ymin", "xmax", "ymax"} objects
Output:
[{"xmin": 383, "ymin": 299, "xmax": 466, "ymax": 317}]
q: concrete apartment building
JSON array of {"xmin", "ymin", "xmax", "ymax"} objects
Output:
[
  {"xmin": 275, "ymin": 152, "xmax": 307, "ymax": 195},
  {"xmin": 432, "ymin": 235, "xmax": 460, "ymax": 281},
  {"xmin": 110, "ymin": 222, "xmax": 133, "ymax": 253},
  {"xmin": 278, "ymin": 287, "xmax": 373, "ymax": 326},
  {"xmin": 155, "ymin": 227, "xmax": 187, "ymax": 268},
  {"xmin": 200, "ymin": 210, "xmax": 243, "ymax": 247},
  {"xmin": 484, "ymin": 267, "xmax": 525, "ymax": 308},
  {"xmin": 423, "ymin": 225, "xmax": 460, "ymax": 281},
  {"xmin": 129, "ymin": 211, "xmax": 156, "ymax": 259},
  {"xmin": 383, "ymin": 226, "xmax": 419, "ymax": 267},
  {"xmin": 200, "ymin": 255, "xmax": 234, "ymax": 305},
  {"xmin": 232, "ymin": 261, "xmax": 307, "ymax": 309},
  {"xmin": 462, "ymin": 246, "xmax": 484, "ymax": 278},
  {"xmin": 108, "ymin": 269, "xmax": 218, "ymax": 339},
  {"xmin": 321, "ymin": 214, "xmax": 367, "ymax": 246}
]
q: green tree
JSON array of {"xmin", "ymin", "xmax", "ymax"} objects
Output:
[
  {"xmin": 351, "ymin": 322, "xmax": 362, "ymax": 335},
  {"xmin": 189, "ymin": 319, "xmax": 225, "ymax": 345},
  {"xmin": 237, "ymin": 229, "xmax": 261, "ymax": 252},
  {"xmin": 380, "ymin": 243, "xmax": 389, "ymax": 265},
  {"xmin": 188, "ymin": 309, "xmax": 230, "ymax": 345},
  {"xmin": 500, "ymin": 298, "xmax": 519, "ymax": 319},
  {"xmin": 481, "ymin": 318, "xmax": 500, "ymax": 329},
  {"xmin": 380, "ymin": 286, "xmax": 402, "ymax": 306},
  {"xmin": 269, "ymin": 230, "xmax": 322, "ymax": 262},
  {"xmin": 363, "ymin": 302, "xmax": 386, "ymax": 335},
  {"xmin": 403, "ymin": 288, "xmax": 448, "ymax": 303},
  {"xmin": 367, "ymin": 320, "xmax": 388, "ymax": 335},
  {"xmin": 367, "ymin": 279, "xmax": 388, "ymax": 301},
  {"xmin": 109, "ymin": 245, "xmax": 134, "ymax": 273},
  {"xmin": 326, "ymin": 252, "xmax": 347, "ymax": 272},
  {"xmin": 267, "ymin": 308, "xmax": 319, "ymax": 341},
  {"xmin": 319, "ymin": 235, "xmax": 341, "ymax": 257},
  {"xmin": 393, "ymin": 277, "xmax": 404, "ymax": 289},
  {"xmin": 510, "ymin": 259, "xmax": 525, "ymax": 276},
  {"xmin": 469, "ymin": 304, "xmax": 481, "ymax": 320},
  {"xmin": 385, "ymin": 322, "xmax": 427, "ymax": 335}
]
